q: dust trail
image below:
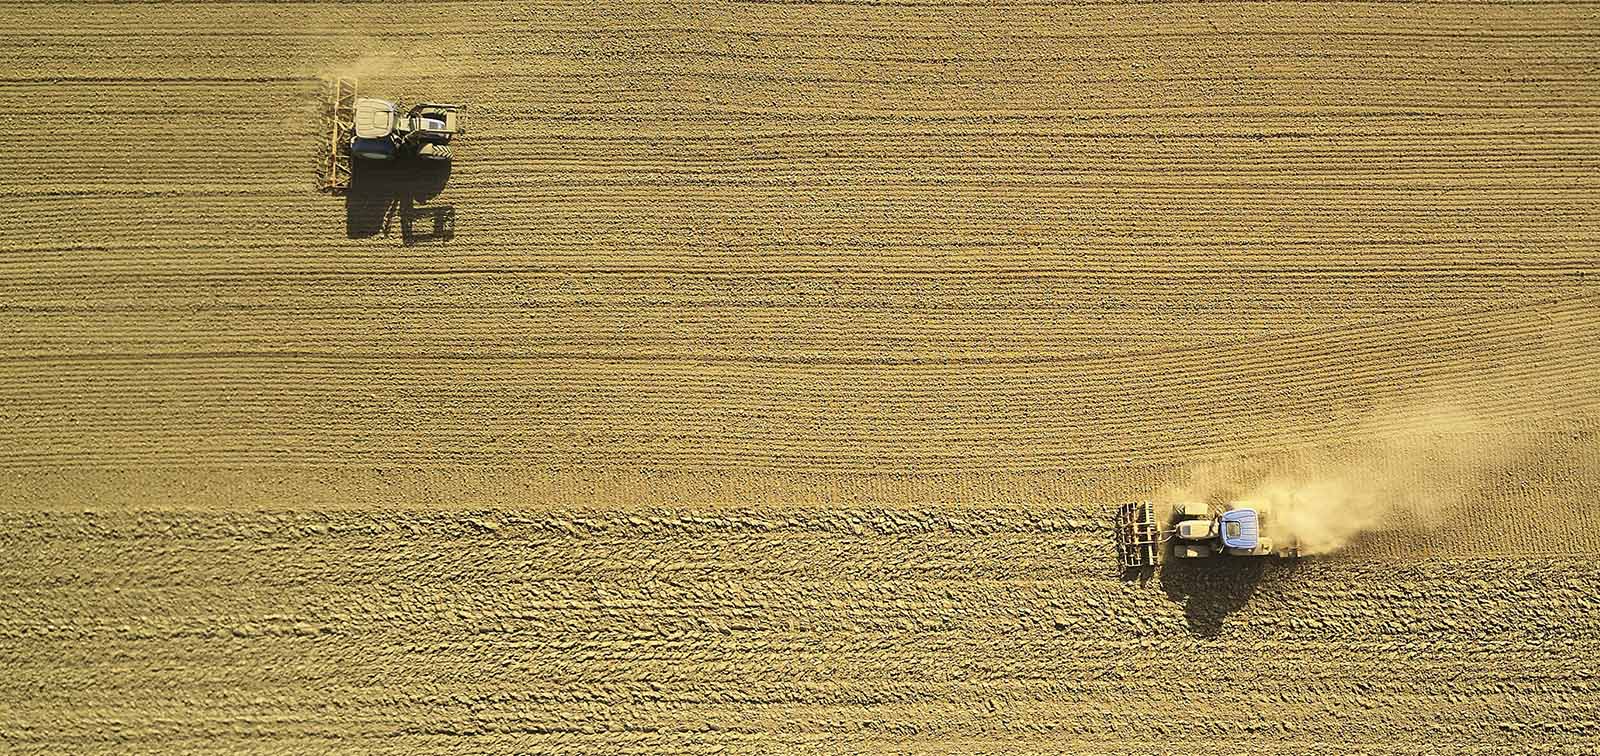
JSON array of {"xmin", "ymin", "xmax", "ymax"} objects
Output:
[
  {"xmin": 325, "ymin": 50, "xmax": 405, "ymax": 82},
  {"xmin": 315, "ymin": 35, "xmax": 474, "ymax": 83},
  {"xmin": 1170, "ymin": 406, "xmax": 1538, "ymax": 554}
]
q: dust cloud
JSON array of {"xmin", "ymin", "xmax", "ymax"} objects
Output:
[
  {"xmin": 317, "ymin": 36, "xmax": 473, "ymax": 83},
  {"xmin": 326, "ymin": 50, "xmax": 404, "ymax": 81},
  {"xmin": 1170, "ymin": 406, "xmax": 1538, "ymax": 554}
]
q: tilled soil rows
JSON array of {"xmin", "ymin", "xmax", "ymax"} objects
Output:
[
  {"xmin": 3, "ymin": 510, "xmax": 1600, "ymax": 754},
  {"xmin": 3, "ymin": 1, "xmax": 1600, "ymax": 753}
]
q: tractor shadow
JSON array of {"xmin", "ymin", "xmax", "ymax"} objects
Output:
[
  {"xmin": 345, "ymin": 159, "xmax": 455, "ymax": 245},
  {"xmin": 1159, "ymin": 558, "xmax": 1300, "ymax": 638}
]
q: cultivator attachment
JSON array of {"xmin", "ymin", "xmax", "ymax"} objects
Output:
[
  {"xmin": 319, "ymin": 76, "xmax": 357, "ymax": 193},
  {"xmin": 1114, "ymin": 502, "xmax": 1161, "ymax": 570}
]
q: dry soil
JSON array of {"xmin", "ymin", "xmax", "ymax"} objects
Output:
[{"xmin": 3, "ymin": 1, "xmax": 1599, "ymax": 753}]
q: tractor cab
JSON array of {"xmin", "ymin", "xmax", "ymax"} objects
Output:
[
  {"xmin": 1220, "ymin": 508, "xmax": 1275, "ymax": 556},
  {"xmin": 352, "ymin": 98, "xmax": 400, "ymax": 160},
  {"xmin": 1219, "ymin": 509, "xmax": 1259, "ymax": 549}
]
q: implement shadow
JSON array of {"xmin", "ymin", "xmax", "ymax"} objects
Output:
[
  {"xmin": 1160, "ymin": 558, "xmax": 1297, "ymax": 638},
  {"xmin": 346, "ymin": 159, "xmax": 454, "ymax": 244}
]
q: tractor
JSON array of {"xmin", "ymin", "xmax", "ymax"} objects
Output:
[
  {"xmin": 1114, "ymin": 501, "xmax": 1298, "ymax": 571},
  {"xmin": 352, "ymin": 98, "xmax": 464, "ymax": 162},
  {"xmin": 319, "ymin": 77, "xmax": 465, "ymax": 193}
]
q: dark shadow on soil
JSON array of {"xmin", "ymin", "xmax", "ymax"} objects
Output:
[
  {"xmin": 1119, "ymin": 564, "xmax": 1156, "ymax": 587},
  {"xmin": 346, "ymin": 159, "xmax": 454, "ymax": 244},
  {"xmin": 1160, "ymin": 558, "xmax": 1298, "ymax": 638},
  {"xmin": 398, "ymin": 201, "xmax": 455, "ymax": 245}
]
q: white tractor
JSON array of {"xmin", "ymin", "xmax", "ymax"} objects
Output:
[
  {"xmin": 352, "ymin": 98, "xmax": 464, "ymax": 162},
  {"xmin": 1114, "ymin": 501, "xmax": 1298, "ymax": 570},
  {"xmin": 319, "ymin": 77, "xmax": 465, "ymax": 193}
]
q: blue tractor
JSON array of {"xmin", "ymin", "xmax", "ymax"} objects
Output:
[{"xmin": 1115, "ymin": 501, "xmax": 1297, "ymax": 569}]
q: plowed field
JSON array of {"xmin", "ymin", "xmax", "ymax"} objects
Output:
[{"xmin": 3, "ymin": 1, "xmax": 1600, "ymax": 753}]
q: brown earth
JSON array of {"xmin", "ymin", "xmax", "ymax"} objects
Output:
[{"xmin": 3, "ymin": 1, "xmax": 1600, "ymax": 753}]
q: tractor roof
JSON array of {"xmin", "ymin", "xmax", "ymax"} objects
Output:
[
  {"xmin": 353, "ymin": 98, "xmax": 398, "ymax": 139},
  {"xmin": 1219, "ymin": 508, "xmax": 1260, "ymax": 549}
]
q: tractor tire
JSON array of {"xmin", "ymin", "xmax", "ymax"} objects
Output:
[{"xmin": 418, "ymin": 143, "xmax": 452, "ymax": 161}]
